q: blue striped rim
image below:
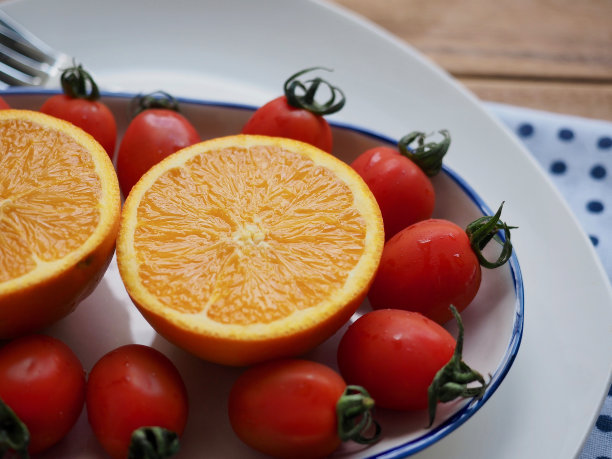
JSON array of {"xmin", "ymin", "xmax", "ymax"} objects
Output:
[{"xmin": 1, "ymin": 87, "xmax": 525, "ymax": 458}]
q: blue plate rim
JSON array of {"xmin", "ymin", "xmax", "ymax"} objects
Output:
[{"xmin": 0, "ymin": 87, "xmax": 525, "ymax": 459}]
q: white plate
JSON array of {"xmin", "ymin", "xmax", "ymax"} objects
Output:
[
  {"xmin": 1, "ymin": 0, "xmax": 611, "ymax": 458},
  {"xmin": 0, "ymin": 90, "xmax": 524, "ymax": 458}
]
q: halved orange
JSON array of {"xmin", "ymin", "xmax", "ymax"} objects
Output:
[
  {"xmin": 0, "ymin": 110, "xmax": 121, "ymax": 338},
  {"xmin": 117, "ymin": 134, "xmax": 384, "ymax": 366}
]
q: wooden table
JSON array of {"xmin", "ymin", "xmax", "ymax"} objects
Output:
[{"xmin": 330, "ymin": 0, "xmax": 612, "ymax": 121}]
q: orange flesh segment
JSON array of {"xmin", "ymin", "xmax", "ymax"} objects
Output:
[
  {"xmin": 133, "ymin": 144, "xmax": 367, "ymax": 325},
  {"xmin": 0, "ymin": 118, "xmax": 101, "ymax": 282}
]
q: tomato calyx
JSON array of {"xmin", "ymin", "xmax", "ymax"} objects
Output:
[
  {"xmin": 283, "ymin": 67, "xmax": 346, "ymax": 116},
  {"xmin": 466, "ymin": 202, "xmax": 516, "ymax": 269},
  {"xmin": 397, "ymin": 130, "xmax": 451, "ymax": 177},
  {"xmin": 0, "ymin": 398, "xmax": 29, "ymax": 458},
  {"xmin": 336, "ymin": 385, "xmax": 381, "ymax": 445},
  {"xmin": 130, "ymin": 91, "xmax": 181, "ymax": 118},
  {"xmin": 427, "ymin": 306, "xmax": 489, "ymax": 427},
  {"xmin": 128, "ymin": 426, "xmax": 180, "ymax": 459},
  {"xmin": 60, "ymin": 63, "xmax": 100, "ymax": 101}
]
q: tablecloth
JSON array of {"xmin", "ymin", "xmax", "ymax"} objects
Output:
[{"xmin": 485, "ymin": 102, "xmax": 612, "ymax": 459}]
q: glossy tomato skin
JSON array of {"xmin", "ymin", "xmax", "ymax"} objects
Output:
[
  {"xmin": 86, "ymin": 344, "xmax": 189, "ymax": 459},
  {"xmin": 337, "ymin": 309, "xmax": 455, "ymax": 411},
  {"xmin": 241, "ymin": 96, "xmax": 333, "ymax": 153},
  {"xmin": 0, "ymin": 96, "xmax": 10, "ymax": 109},
  {"xmin": 0, "ymin": 334, "xmax": 86, "ymax": 454},
  {"xmin": 351, "ymin": 146, "xmax": 435, "ymax": 240},
  {"xmin": 368, "ymin": 219, "xmax": 481, "ymax": 324},
  {"xmin": 228, "ymin": 359, "xmax": 345, "ymax": 459},
  {"xmin": 40, "ymin": 94, "xmax": 117, "ymax": 158},
  {"xmin": 116, "ymin": 109, "xmax": 200, "ymax": 197}
]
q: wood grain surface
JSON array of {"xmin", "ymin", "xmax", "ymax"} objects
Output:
[{"xmin": 329, "ymin": 0, "xmax": 612, "ymax": 121}]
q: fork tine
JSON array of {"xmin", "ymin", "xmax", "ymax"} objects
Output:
[
  {"xmin": 0, "ymin": 11, "xmax": 60, "ymax": 63},
  {"xmin": 0, "ymin": 59, "xmax": 45, "ymax": 86},
  {"xmin": 0, "ymin": 24, "xmax": 55, "ymax": 67},
  {"xmin": 0, "ymin": 10, "xmax": 72, "ymax": 86},
  {"xmin": 0, "ymin": 41, "xmax": 53, "ymax": 77}
]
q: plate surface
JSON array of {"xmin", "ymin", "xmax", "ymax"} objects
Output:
[
  {"xmin": 1, "ymin": 90, "xmax": 523, "ymax": 458},
  {"xmin": 1, "ymin": 0, "xmax": 612, "ymax": 458}
]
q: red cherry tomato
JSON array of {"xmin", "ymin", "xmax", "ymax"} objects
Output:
[
  {"xmin": 116, "ymin": 92, "xmax": 200, "ymax": 197},
  {"xmin": 241, "ymin": 67, "xmax": 345, "ymax": 153},
  {"xmin": 368, "ymin": 204, "xmax": 514, "ymax": 324},
  {"xmin": 40, "ymin": 64, "xmax": 117, "ymax": 158},
  {"xmin": 0, "ymin": 96, "xmax": 10, "ymax": 109},
  {"xmin": 242, "ymin": 96, "xmax": 333, "ymax": 152},
  {"xmin": 351, "ymin": 146, "xmax": 435, "ymax": 239},
  {"xmin": 351, "ymin": 131, "xmax": 450, "ymax": 240},
  {"xmin": 228, "ymin": 359, "xmax": 379, "ymax": 459},
  {"xmin": 0, "ymin": 334, "xmax": 86, "ymax": 455},
  {"xmin": 337, "ymin": 309, "xmax": 454, "ymax": 411},
  {"xmin": 85, "ymin": 344, "xmax": 189, "ymax": 459},
  {"xmin": 337, "ymin": 308, "xmax": 488, "ymax": 425},
  {"xmin": 369, "ymin": 218, "xmax": 481, "ymax": 323}
]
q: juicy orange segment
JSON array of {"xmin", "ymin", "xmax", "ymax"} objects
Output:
[
  {"xmin": 0, "ymin": 110, "xmax": 120, "ymax": 338},
  {"xmin": 118, "ymin": 135, "xmax": 383, "ymax": 366}
]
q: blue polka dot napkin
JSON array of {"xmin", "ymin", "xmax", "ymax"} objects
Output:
[{"xmin": 485, "ymin": 102, "xmax": 612, "ymax": 459}]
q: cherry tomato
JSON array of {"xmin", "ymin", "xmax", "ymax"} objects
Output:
[
  {"xmin": 241, "ymin": 67, "xmax": 345, "ymax": 153},
  {"xmin": 369, "ymin": 219, "xmax": 480, "ymax": 323},
  {"xmin": 337, "ymin": 308, "xmax": 487, "ymax": 425},
  {"xmin": 351, "ymin": 131, "xmax": 450, "ymax": 240},
  {"xmin": 352, "ymin": 146, "xmax": 434, "ymax": 239},
  {"xmin": 116, "ymin": 92, "xmax": 200, "ymax": 197},
  {"xmin": 86, "ymin": 344, "xmax": 189, "ymax": 459},
  {"xmin": 0, "ymin": 334, "xmax": 85, "ymax": 455},
  {"xmin": 338, "ymin": 310, "xmax": 454, "ymax": 411},
  {"xmin": 228, "ymin": 359, "xmax": 379, "ymax": 459},
  {"xmin": 40, "ymin": 64, "xmax": 117, "ymax": 158},
  {"xmin": 0, "ymin": 96, "xmax": 10, "ymax": 109},
  {"xmin": 368, "ymin": 203, "xmax": 514, "ymax": 324}
]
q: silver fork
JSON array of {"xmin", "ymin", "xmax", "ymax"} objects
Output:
[{"xmin": 0, "ymin": 9, "xmax": 72, "ymax": 88}]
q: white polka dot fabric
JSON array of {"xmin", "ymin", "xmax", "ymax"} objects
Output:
[
  {"xmin": 486, "ymin": 101, "xmax": 612, "ymax": 459},
  {"xmin": 487, "ymin": 102, "xmax": 611, "ymax": 280}
]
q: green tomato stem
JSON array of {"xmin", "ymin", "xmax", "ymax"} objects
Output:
[
  {"xmin": 129, "ymin": 91, "xmax": 181, "ymax": 119},
  {"xmin": 0, "ymin": 398, "xmax": 29, "ymax": 459},
  {"xmin": 283, "ymin": 67, "xmax": 346, "ymax": 116},
  {"xmin": 465, "ymin": 202, "xmax": 516, "ymax": 269},
  {"xmin": 397, "ymin": 130, "xmax": 451, "ymax": 177},
  {"xmin": 128, "ymin": 426, "xmax": 180, "ymax": 459},
  {"xmin": 60, "ymin": 62, "xmax": 100, "ymax": 101},
  {"xmin": 336, "ymin": 385, "xmax": 381, "ymax": 445},
  {"xmin": 427, "ymin": 306, "xmax": 489, "ymax": 427}
]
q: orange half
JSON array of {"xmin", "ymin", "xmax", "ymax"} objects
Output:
[
  {"xmin": 0, "ymin": 110, "xmax": 121, "ymax": 338},
  {"xmin": 117, "ymin": 135, "xmax": 384, "ymax": 366}
]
